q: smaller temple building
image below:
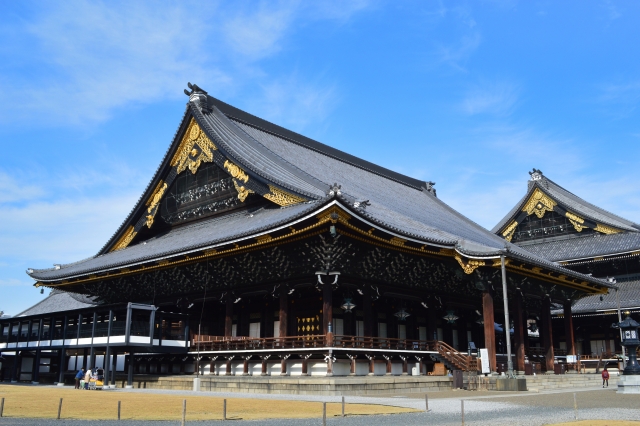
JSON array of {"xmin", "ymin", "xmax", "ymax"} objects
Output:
[{"xmin": 493, "ymin": 169, "xmax": 640, "ymax": 367}]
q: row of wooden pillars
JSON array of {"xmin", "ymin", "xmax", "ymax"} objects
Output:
[{"xmin": 481, "ymin": 290, "xmax": 575, "ymax": 373}]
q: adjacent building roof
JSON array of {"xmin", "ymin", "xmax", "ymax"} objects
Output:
[
  {"xmin": 493, "ymin": 169, "xmax": 640, "ymax": 235},
  {"xmin": 518, "ymin": 232, "xmax": 640, "ymax": 263},
  {"xmin": 15, "ymin": 289, "xmax": 98, "ymax": 317},
  {"xmin": 554, "ymin": 280, "xmax": 640, "ymax": 315}
]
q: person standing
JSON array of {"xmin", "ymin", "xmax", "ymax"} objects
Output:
[
  {"xmin": 84, "ymin": 368, "xmax": 92, "ymax": 390},
  {"xmin": 75, "ymin": 367, "xmax": 85, "ymax": 389},
  {"xmin": 602, "ymin": 367, "xmax": 609, "ymax": 388}
]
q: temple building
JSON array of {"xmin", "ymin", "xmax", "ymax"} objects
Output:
[
  {"xmin": 0, "ymin": 84, "xmax": 613, "ymax": 387},
  {"xmin": 493, "ymin": 169, "xmax": 640, "ymax": 361}
]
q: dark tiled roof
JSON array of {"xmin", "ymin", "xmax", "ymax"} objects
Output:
[
  {"xmin": 553, "ymin": 280, "xmax": 640, "ymax": 314},
  {"xmin": 27, "ymin": 91, "xmax": 614, "ymax": 292},
  {"xmin": 493, "ymin": 173, "xmax": 640, "ymax": 234},
  {"xmin": 518, "ymin": 232, "xmax": 640, "ymax": 262},
  {"xmin": 29, "ymin": 203, "xmax": 318, "ymax": 281},
  {"xmin": 16, "ymin": 289, "xmax": 98, "ymax": 317}
]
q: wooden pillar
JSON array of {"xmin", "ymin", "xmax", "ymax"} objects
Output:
[
  {"xmin": 542, "ymin": 298, "xmax": 555, "ymax": 372},
  {"xmin": 242, "ymin": 356, "xmax": 251, "ymax": 376},
  {"xmin": 280, "ymin": 355, "xmax": 289, "ymax": 376},
  {"xmin": 513, "ymin": 293, "xmax": 526, "ymax": 373},
  {"xmin": 363, "ymin": 287, "xmax": 373, "ymax": 337},
  {"xmin": 225, "ymin": 357, "xmax": 234, "ymax": 376},
  {"xmin": 260, "ymin": 356, "xmax": 269, "ymax": 376},
  {"xmin": 384, "ymin": 355, "xmax": 392, "ymax": 375},
  {"xmin": 279, "ymin": 288, "xmax": 288, "ymax": 338},
  {"xmin": 401, "ymin": 355, "xmax": 408, "ymax": 375},
  {"xmin": 301, "ymin": 356, "xmax": 310, "ymax": 376},
  {"xmin": 348, "ymin": 355, "xmax": 357, "ymax": 375},
  {"xmin": 563, "ymin": 301, "xmax": 576, "ymax": 356},
  {"xmin": 224, "ymin": 298, "xmax": 233, "ymax": 337},
  {"xmin": 482, "ymin": 290, "xmax": 497, "ymax": 373},
  {"xmin": 367, "ymin": 355, "xmax": 375, "ymax": 375},
  {"xmin": 323, "ymin": 281, "xmax": 333, "ymax": 335}
]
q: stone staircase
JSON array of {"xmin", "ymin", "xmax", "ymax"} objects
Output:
[{"xmin": 525, "ymin": 373, "xmax": 618, "ymax": 392}]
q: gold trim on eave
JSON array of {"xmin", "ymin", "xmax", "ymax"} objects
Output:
[
  {"xmin": 502, "ymin": 220, "xmax": 518, "ymax": 242},
  {"xmin": 523, "ymin": 188, "xmax": 557, "ymax": 218},
  {"xmin": 595, "ymin": 223, "xmax": 621, "ymax": 235},
  {"xmin": 565, "ymin": 211, "xmax": 586, "ymax": 232},
  {"xmin": 111, "ymin": 226, "xmax": 137, "ymax": 252},
  {"xmin": 223, "ymin": 160, "xmax": 249, "ymax": 183},
  {"xmin": 171, "ymin": 118, "xmax": 217, "ymax": 174},
  {"xmin": 455, "ymin": 254, "xmax": 485, "ymax": 274},
  {"xmin": 264, "ymin": 185, "xmax": 306, "ymax": 206}
]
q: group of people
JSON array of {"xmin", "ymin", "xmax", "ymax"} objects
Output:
[{"xmin": 74, "ymin": 367, "xmax": 98, "ymax": 390}]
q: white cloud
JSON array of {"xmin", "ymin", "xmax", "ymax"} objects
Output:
[
  {"xmin": 461, "ymin": 81, "xmax": 520, "ymax": 116},
  {"xmin": 0, "ymin": 193, "xmax": 140, "ymax": 265},
  {"xmin": 435, "ymin": 32, "xmax": 482, "ymax": 72},
  {"xmin": 597, "ymin": 80, "xmax": 640, "ymax": 119},
  {"xmin": 249, "ymin": 73, "xmax": 338, "ymax": 131},
  {"xmin": 0, "ymin": 0, "xmax": 373, "ymax": 127},
  {"xmin": 0, "ymin": 172, "xmax": 44, "ymax": 203}
]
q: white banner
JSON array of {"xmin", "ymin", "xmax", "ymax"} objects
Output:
[{"xmin": 480, "ymin": 348, "xmax": 490, "ymax": 374}]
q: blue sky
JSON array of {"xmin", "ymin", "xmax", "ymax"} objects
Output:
[{"xmin": 1, "ymin": 0, "xmax": 639, "ymax": 316}]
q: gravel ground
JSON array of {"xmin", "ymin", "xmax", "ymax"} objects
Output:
[{"xmin": 1, "ymin": 386, "xmax": 639, "ymax": 425}]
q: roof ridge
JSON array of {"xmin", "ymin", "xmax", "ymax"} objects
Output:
[
  {"xmin": 208, "ymin": 96, "xmax": 428, "ymax": 191},
  {"xmin": 541, "ymin": 176, "xmax": 639, "ymax": 230}
]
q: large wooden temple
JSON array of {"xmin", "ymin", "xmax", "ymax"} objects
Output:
[
  {"xmin": 0, "ymin": 84, "xmax": 614, "ymax": 387},
  {"xmin": 493, "ymin": 169, "xmax": 640, "ymax": 363}
]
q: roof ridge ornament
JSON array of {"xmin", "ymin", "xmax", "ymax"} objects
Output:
[
  {"xmin": 184, "ymin": 82, "xmax": 211, "ymax": 113},
  {"xmin": 353, "ymin": 199, "xmax": 370, "ymax": 211},
  {"xmin": 529, "ymin": 168, "xmax": 543, "ymax": 181},
  {"xmin": 328, "ymin": 183, "xmax": 342, "ymax": 196},
  {"xmin": 423, "ymin": 181, "xmax": 437, "ymax": 197}
]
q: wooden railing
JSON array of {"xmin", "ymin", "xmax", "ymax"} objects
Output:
[
  {"xmin": 191, "ymin": 334, "xmax": 480, "ymax": 372},
  {"xmin": 434, "ymin": 340, "xmax": 478, "ymax": 372},
  {"xmin": 192, "ymin": 334, "xmax": 326, "ymax": 351},
  {"xmin": 332, "ymin": 335, "xmax": 436, "ymax": 351}
]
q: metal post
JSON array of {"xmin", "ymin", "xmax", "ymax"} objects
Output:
[
  {"xmin": 573, "ymin": 392, "xmax": 578, "ymax": 420},
  {"xmin": 461, "ymin": 399, "xmax": 464, "ymax": 426},
  {"xmin": 322, "ymin": 402, "xmax": 327, "ymax": 426},
  {"xmin": 118, "ymin": 401, "xmax": 121, "ymax": 420},
  {"xmin": 223, "ymin": 399, "xmax": 227, "ymax": 420},
  {"xmin": 425, "ymin": 394, "xmax": 429, "ymax": 412},
  {"xmin": 616, "ymin": 288, "xmax": 626, "ymax": 369},
  {"xmin": 181, "ymin": 399, "xmax": 186, "ymax": 426},
  {"xmin": 57, "ymin": 398, "xmax": 63, "ymax": 420},
  {"xmin": 501, "ymin": 255, "xmax": 514, "ymax": 377},
  {"xmin": 1, "ymin": 397, "xmax": 4, "ymax": 417},
  {"xmin": 341, "ymin": 396, "xmax": 345, "ymax": 417}
]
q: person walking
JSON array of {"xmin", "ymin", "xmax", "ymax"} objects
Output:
[
  {"xmin": 602, "ymin": 367, "xmax": 609, "ymax": 388},
  {"xmin": 75, "ymin": 367, "xmax": 85, "ymax": 389}
]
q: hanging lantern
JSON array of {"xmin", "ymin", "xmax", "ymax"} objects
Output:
[
  {"xmin": 442, "ymin": 310, "xmax": 459, "ymax": 324},
  {"xmin": 395, "ymin": 308, "xmax": 410, "ymax": 321},
  {"xmin": 341, "ymin": 298, "xmax": 356, "ymax": 313}
]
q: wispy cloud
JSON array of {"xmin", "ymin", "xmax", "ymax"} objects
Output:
[
  {"xmin": 0, "ymin": 0, "xmax": 372, "ymax": 127},
  {"xmin": 249, "ymin": 73, "xmax": 338, "ymax": 131},
  {"xmin": 461, "ymin": 81, "xmax": 520, "ymax": 116},
  {"xmin": 435, "ymin": 33, "xmax": 481, "ymax": 72},
  {"xmin": 597, "ymin": 80, "xmax": 640, "ymax": 119}
]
